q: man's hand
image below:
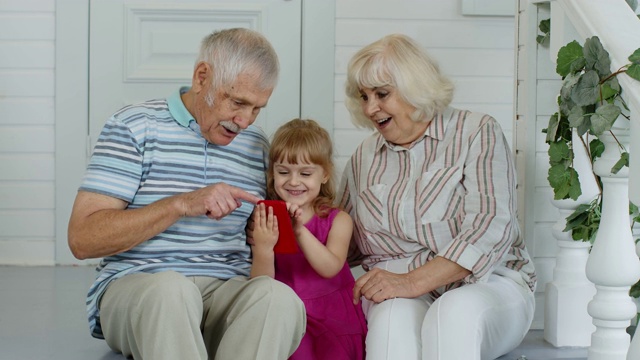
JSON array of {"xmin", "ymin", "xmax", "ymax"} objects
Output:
[{"xmin": 178, "ymin": 183, "xmax": 261, "ymax": 220}]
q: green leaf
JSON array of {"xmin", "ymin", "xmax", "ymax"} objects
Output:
[
  {"xmin": 611, "ymin": 152, "xmax": 629, "ymax": 174},
  {"xmin": 561, "ymin": 72, "xmax": 581, "ymax": 100},
  {"xmin": 627, "ymin": 63, "xmax": 640, "ymax": 81},
  {"xmin": 631, "ymin": 279, "xmax": 640, "ymax": 298},
  {"xmin": 584, "ymin": 36, "xmax": 611, "ymax": 76},
  {"xmin": 568, "ymin": 106, "xmax": 585, "ymax": 127},
  {"xmin": 630, "ymin": 201, "xmax": 639, "ymax": 217},
  {"xmin": 557, "ymin": 41, "xmax": 585, "ymax": 77},
  {"xmin": 571, "ymin": 70, "xmax": 600, "ymax": 106},
  {"xmin": 568, "ymin": 168, "xmax": 582, "ymax": 200},
  {"xmin": 538, "ymin": 18, "xmax": 550, "ymax": 33},
  {"xmin": 589, "ymin": 138, "xmax": 605, "ymax": 160},
  {"xmin": 545, "ymin": 113, "xmax": 560, "ymax": 143},
  {"xmin": 548, "ymin": 163, "xmax": 571, "ymax": 187},
  {"xmin": 536, "ymin": 35, "xmax": 548, "ymax": 45},
  {"xmin": 591, "ymin": 103, "xmax": 621, "ymax": 135},
  {"xmin": 548, "ymin": 141, "xmax": 571, "ymax": 163},
  {"xmin": 601, "ymin": 77, "xmax": 621, "ymax": 100},
  {"xmin": 629, "ymin": 48, "xmax": 640, "ymax": 64},
  {"xmin": 576, "ymin": 117, "xmax": 591, "ymax": 137}
]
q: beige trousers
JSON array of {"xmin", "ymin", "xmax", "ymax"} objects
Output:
[{"xmin": 99, "ymin": 271, "xmax": 306, "ymax": 360}]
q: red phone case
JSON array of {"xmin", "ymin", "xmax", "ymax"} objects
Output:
[{"xmin": 257, "ymin": 200, "xmax": 298, "ymax": 254}]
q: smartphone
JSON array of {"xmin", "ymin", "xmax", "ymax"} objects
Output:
[{"xmin": 257, "ymin": 200, "xmax": 298, "ymax": 254}]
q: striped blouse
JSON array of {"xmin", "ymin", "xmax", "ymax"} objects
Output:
[
  {"xmin": 338, "ymin": 107, "xmax": 536, "ymax": 298},
  {"xmin": 79, "ymin": 87, "xmax": 269, "ymax": 338}
]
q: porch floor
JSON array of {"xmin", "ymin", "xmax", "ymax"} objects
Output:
[{"xmin": 0, "ymin": 265, "xmax": 588, "ymax": 360}]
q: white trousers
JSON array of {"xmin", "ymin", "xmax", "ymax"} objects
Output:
[{"xmin": 362, "ymin": 259, "xmax": 535, "ymax": 360}]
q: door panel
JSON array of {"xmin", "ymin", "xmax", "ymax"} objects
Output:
[{"xmin": 89, "ymin": 0, "xmax": 301, "ymax": 151}]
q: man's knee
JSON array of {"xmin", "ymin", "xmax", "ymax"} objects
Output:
[{"xmin": 248, "ymin": 276, "xmax": 304, "ymax": 313}]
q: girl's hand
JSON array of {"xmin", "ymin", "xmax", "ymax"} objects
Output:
[
  {"xmin": 285, "ymin": 202, "xmax": 304, "ymax": 230},
  {"xmin": 251, "ymin": 203, "xmax": 279, "ymax": 250}
]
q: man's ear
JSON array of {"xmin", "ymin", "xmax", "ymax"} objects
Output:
[{"xmin": 192, "ymin": 61, "xmax": 211, "ymax": 93}]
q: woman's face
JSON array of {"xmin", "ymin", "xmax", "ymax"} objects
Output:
[{"xmin": 358, "ymin": 86, "xmax": 428, "ymax": 147}]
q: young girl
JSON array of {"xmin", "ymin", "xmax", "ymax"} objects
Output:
[{"xmin": 251, "ymin": 118, "xmax": 367, "ymax": 360}]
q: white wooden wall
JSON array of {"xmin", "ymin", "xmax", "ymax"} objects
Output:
[
  {"xmin": 515, "ymin": 1, "xmax": 563, "ymax": 329},
  {"xmin": 0, "ymin": 0, "xmax": 56, "ymax": 265}
]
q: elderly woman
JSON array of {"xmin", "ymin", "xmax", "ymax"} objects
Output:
[{"xmin": 338, "ymin": 34, "xmax": 536, "ymax": 360}]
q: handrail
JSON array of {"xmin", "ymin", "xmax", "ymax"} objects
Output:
[{"xmin": 555, "ymin": 0, "xmax": 640, "ymax": 203}]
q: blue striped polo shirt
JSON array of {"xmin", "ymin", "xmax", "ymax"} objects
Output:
[{"xmin": 79, "ymin": 87, "xmax": 269, "ymax": 339}]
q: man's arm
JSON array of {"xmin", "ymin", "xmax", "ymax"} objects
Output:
[{"xmin": 68, "ymin": 183, "xmax": 261, "ymax": 260}]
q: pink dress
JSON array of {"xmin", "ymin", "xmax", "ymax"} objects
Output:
[{"xmin": 275, "ymin": 208, "xmax": 367, "ymax": 360}]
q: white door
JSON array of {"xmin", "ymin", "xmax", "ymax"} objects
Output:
[{"xmin": 89, "ymin": 0, "xmax": 302, "ymax": 151}]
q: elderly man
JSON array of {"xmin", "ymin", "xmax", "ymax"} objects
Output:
[{"xmin": 68, "ymin": 28, "xmax": 305, "ymax": 360}]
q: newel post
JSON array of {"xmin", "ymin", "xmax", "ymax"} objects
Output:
[
  {"xmin": 544, "ymin": 129, "xmax": 598, "ymax": 347},
  {"xmin": 586, "ymin": 118, "xmax": 640, "ymax": 360}
]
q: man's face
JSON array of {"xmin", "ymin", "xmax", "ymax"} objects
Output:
[{"xmin": 194, "ymin": 70, "xmax": 273, "ymax": 146}]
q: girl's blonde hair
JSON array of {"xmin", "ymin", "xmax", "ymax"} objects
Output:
[{"xmin": 267, "ymin": 119, "xmax": 335, "ymax": 217}]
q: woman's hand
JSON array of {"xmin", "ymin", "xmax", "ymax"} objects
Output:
[
  {"xmin": 353, "ymin": 267, "xmax": 418, "ymax": 304},
  {"xmin": 352, "ymin": 257, "xmax": 472, "ymax": 304}
]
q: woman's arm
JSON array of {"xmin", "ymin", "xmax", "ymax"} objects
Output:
[{"xmin": 353, "ymin": 256, "xmax": 471, "ymax": 304}]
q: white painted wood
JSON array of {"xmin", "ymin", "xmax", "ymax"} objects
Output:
[
  {"xmin": 337, "ymin": 1, "xmax": 461, "ymax": 20},
  {"xmin": 462, "ymin": 0, "xmax": 516, "ymax": 16},
  {"xmin": 0, "ymin": 98, "xmax": 54, "ymax": 125},
  {"xmin": 0, "ymin": 210, "xmax": 54, "ymax": 237},
  {"xmin": 544, "ymin": 129, "xmax": 599, "ymax": 347},
  {"xmin": 0, "ymin": 0, "xmax": 54, "ymax": 12},
  {"xmin": 586, "ymin": 118, "xmax": 638, "ymax": 360},
  {"xmin": 0, "ymin": 154, "xmax": 54, "ymax": 181},
  {"xmin": 55, "ymin": 0, "xmax": 91, "ymax": 265},
  {"xmin": 0, "ymin": 71, "xmax": 54, "ymax": 97},
  {"xmin": 0, "ymin": 183, "xmax": 55, "ymax": 209},
  {"xmin": 0, "ymin": 42, "xmax": 54, "ymax": 68},
  {"xmin": 0, "ymin": 14, "xmax": 54, "ymax": 40},
  {"xmin": 516, "ymin": 1, "xmax": 551, "ymax": 330},
  {"xmin": 533, "ymin": 222, "xmax": 556, "ymax": 256},
  {"xmin": 300, "ymin": 0, "xmax": 334, "ymax": 131},
  {"xmin": 0, "ymin": 126, "xmax": 54, "ymax": 153},
  {"xmin": 88, "ymin": 0, "xmax": 302, "ymax": 151},
  {"xmin": 336, "ymin": 20, "xmax": 515, "ymax": 48}
]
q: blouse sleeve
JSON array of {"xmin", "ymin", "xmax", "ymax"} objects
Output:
[{"xmin": 437, "ymin": 117, "xmax": 519, "ymax": 283}]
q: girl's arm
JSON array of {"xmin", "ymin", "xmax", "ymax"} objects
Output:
[
  {"xmin": 250, "ymin": 204, "xmax": 278, "ymax": 278},
  {"xmin": 295, "ymin": 210, "xmax": 353, "ymax": 278}
]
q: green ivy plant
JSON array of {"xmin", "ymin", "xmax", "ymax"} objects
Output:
[{"xmin": 542, "ymin": 35, "xmax": 640, "ymax": 243}]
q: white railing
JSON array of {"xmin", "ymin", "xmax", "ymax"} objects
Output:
[{"xmin": 547, "ymin": 1, "xmax": 640, "ymax": 359}]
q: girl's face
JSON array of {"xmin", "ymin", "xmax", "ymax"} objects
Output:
[
  {"xmin": 359, "ymin": 86, "xmax": 429, "ymax": 147},
  {"xmin": 273, "ymin": 156, "xmax": 328, "ymax": 211}
]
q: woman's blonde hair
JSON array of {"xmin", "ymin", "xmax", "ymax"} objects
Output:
[
  {"xmin": 267, "ymin": 119, "xmax": 335, "ymax": 217},
  {"xmin": 345, "ymin": 34, "xmax": 454, "ymax": 129}
]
